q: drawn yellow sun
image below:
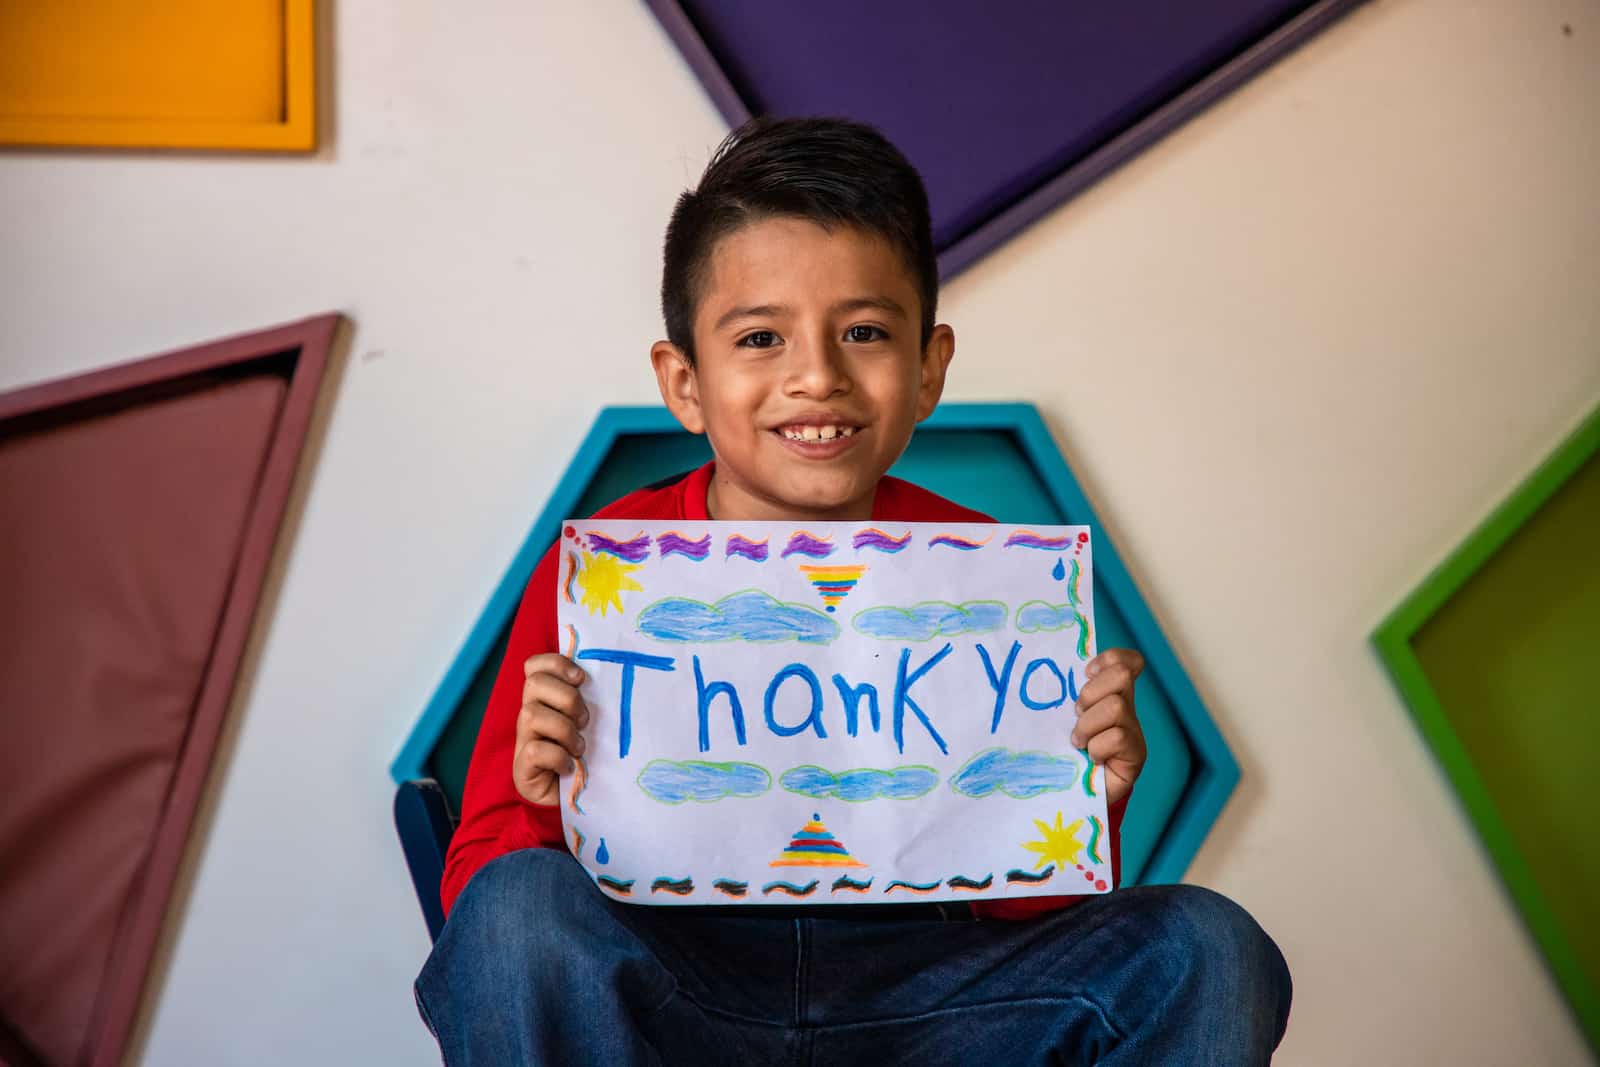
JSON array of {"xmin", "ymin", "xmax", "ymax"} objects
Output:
[
  {"xmin": 576, "ymin": 551, "xmax": 643, "ymax": 617},
  {"xmin": 1021, "ymin": 811, "xmax": 1086, "ymax": 871}
]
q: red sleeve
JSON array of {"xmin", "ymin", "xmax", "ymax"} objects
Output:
[
  {"xmin": 970, "ymin": 792, "xmax": 1130, "ymax": 921},
  {"xmin": 439, "ymin": 544, "xmax": 567, "ymax": 917}
]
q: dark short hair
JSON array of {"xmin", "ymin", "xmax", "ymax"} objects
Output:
[{"xmin": 662, "ymin": 116, "xmax": 938, "ymax": 363}]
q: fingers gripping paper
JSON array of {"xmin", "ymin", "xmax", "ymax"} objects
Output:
[{"xmin": 556, "ymin": 521, "xmax": 1108, "ymax": 904}]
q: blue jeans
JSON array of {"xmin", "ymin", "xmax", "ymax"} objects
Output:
[{"xmin": 415, "ymin": 849, "xmax": 1290, "ymax": 1065}]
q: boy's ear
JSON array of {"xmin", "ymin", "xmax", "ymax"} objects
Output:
[
  {"xmin": 914, "ymin": 324, "xmax": 956, "ymax": 422},
  {"xmin": 651, "ymin": 341, "xmax": 706, "ymax": 435}
]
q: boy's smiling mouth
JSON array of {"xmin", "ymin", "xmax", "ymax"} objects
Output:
[
  {"xmin": 772, "ymin": 413, "xmax": 865, "ymax": 454},
  {"xmin": 779, "ymin": 424, "xmax": 857, "ymax": 441}
]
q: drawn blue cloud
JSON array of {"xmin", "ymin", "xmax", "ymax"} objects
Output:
[
  {"xmin": 780, "ymin": 764, "xmax": 939, "ymax": 802},
  {"xmin": 852, "ymin": 600, "xmax": 1007, "ymax": 641},
  {"xmin": 636, "ymin": 759, "xmax": 771, "ymax": 804},
  {"xmin": 637, "ymin": 589, "xmax": 839, "ymax": 644},
  {"xmin": 949, "ymin": 748, "xmax": 1079, "ymax": 799},
  {"xmin": 1016, "ymin": 601, "xmax": 1079, "ymax": 633}
]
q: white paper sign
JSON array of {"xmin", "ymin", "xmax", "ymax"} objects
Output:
[{"xmin": 556, "ymin": 520, "xmax": 1108, "ymax": 905}]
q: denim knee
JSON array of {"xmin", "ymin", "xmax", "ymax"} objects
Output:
[
  {"xmin": 436, "ymin": 848, "xmax": 602, "ymax": 978},
  {"xmin": 1146, "ymin": 886, "xmax": 1292, "ymax": 1029},
  {"xmin": 451, "ymin": 846, "xmax": 593, "ymax": 916},
  {"xmin": 418, "ymin": 849, "xmax": 685, "ymax": 1061}
]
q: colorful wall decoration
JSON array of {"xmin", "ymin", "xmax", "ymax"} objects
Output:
[
  {"xmin": 0, "ymin": 315, "xmax": 338, "ymax": 1066},
  {"xmin": 644, "ymin": 0, "xmax": 1365, "ymax": 276},
  {"xmin": 0, "ymin": 0, "xmax": 316, "ymax": 151},
  {"xmin": 1374, "ymin": 404, "xmax": 1600, "ymax": 1054}
]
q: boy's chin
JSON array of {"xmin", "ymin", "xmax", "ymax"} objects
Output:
[{"xmin": 768, "ymin": 468, "xmax": 879, "ymax": 517}]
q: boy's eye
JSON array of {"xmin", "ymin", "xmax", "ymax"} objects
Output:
[
  {"xmin": 737, "ymin": 330, "xmax": 780, "ymax": 349},
  {"xmin": 845, "ymin": 325, "xmax": 887, "ymax": 343}
]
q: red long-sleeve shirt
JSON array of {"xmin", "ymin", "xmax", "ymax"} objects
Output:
[{"xmin": 441, "ymin": 460, "xmax": 1126, "ymax": 920}]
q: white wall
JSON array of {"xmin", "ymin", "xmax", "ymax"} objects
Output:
[{"xmin": 2, "ymin": 0, "xmax": 1595, "ymax": 1063}]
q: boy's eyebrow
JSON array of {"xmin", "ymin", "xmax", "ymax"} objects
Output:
[
  {"xmin": 714, "ymin": 304, "xmax": 786, "ymax": 330},
  {"xmin": 713, "ymin": 296, "xmax": 908, "ymax": 331},
  {"xmin": 832, "ymin": 295, "xmax": 908, "ymax": 319}
]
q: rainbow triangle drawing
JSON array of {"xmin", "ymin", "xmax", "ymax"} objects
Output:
[
  {"xmin": 796, "ymin": 564, "xmax": 867, "ymax": 613},
  {"xmin": 769, "ymin": 813, "xmax": 867, "ymax": 868}
]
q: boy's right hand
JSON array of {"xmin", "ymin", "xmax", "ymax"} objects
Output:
[{"xmin": 513, "ymin": 653, "xmax": 589, "ymax": 806}]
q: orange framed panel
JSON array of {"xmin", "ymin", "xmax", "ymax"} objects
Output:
[{"xmin": 0, "ymin": 0, "xmax": 316, "ymax": 151}]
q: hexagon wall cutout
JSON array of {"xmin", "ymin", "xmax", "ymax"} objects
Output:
[{"xmin": 392, "ymin": 403, "xmax": 1237, "ymax": 885}]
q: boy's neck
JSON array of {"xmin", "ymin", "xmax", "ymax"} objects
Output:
[{"xmin": 704, "ymin": 465, "xmax": 878, "ymax": 523}]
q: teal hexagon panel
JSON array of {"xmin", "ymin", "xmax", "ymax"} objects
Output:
[{"xmin": 391, "ymin": 403, "xmax": 1238, "ymax": 885}]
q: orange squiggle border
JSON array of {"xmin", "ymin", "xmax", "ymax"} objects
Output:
[
  {"xmin": 568, "ymin": 756, "xmax": 587, "ymax": 814},
  {"xmin": 562, "ymin": 550, "xmax": 580, "ymax": 603}
]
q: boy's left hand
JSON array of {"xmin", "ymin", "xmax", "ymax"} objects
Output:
[{"xmin": 1070, "ymin": 649, "xmax": 1148, "ymax": 807}]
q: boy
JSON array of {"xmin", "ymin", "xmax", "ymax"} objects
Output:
[{"xmin": 416, "ymin": 117, "xmax": 1290, "ymax": 1065}]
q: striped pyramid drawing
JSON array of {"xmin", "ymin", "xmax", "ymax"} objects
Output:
[
  {"xmin": 769, "ymin": 812, "xmax": 867, "ymax": 868},
  {"xmin": 796, "ymin": 564, "xmax": 867, "ymax": 613}
]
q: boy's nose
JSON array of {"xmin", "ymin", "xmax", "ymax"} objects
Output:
[{"xmin": 784, "ymin": 334, "xmax": 851, "ymax": 397}]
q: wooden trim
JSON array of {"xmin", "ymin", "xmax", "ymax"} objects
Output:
[
  {"xmin": 93, "ymin": 315, "xmax": 337, "ymax": 1064},
  {"xmin": 1, "ymin": 314, "xmax": 340, "ymax": 1066},
  {"xmin": 1372, "ymin": 402, "xmax": 1600, "ymax": 1054},
  {"xmin": 640, "ymin": 0, "xmax": 1365, "ymax": 280},
  {"xmin": 0, "ymin": 0, "xmax": 317, "ymax": 152}
]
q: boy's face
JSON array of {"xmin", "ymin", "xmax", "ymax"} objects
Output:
[{"xmin": 653, "ymin": 217, "xmax": 953, "ymax": 521}]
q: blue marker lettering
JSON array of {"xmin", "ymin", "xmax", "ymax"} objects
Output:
[
  {"xmin": 693, "ymin": 655, "xmax": 747, "ymax": 752},
  {"xmin": 976, "ymin": 640, "xmax": 1022, "ymax": 733},
  {"xmin": 765, "ymin": 663, "xmax": 826, "ymax": 739},
  {"xmin": 1019, "ymin": 656, "xmax": 1068, "ymax": 710},
  {"xmin": 831, "ymin": 674, "xmax": 881, "ymax": 737},
  {"xmin": 893, "ymin": 644, "xmax": 951, "ymax": 755},
  {"xmin": 575, "ymin": 648, "xmax": 676, "ymax": 758}
]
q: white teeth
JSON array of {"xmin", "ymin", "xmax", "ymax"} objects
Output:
[{"xmin": 781, "ymin": 424, "xmax": 856, "ymax": 441}]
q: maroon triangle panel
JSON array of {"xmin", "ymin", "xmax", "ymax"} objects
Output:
[{"xmin": 0, "ymin": 315, "xmax": 339, "ymax": 1067}]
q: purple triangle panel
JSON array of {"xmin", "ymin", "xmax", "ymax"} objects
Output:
[{"xmin": 648, "ymin": 0, "xmax": 1364, "ymax": 275}]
